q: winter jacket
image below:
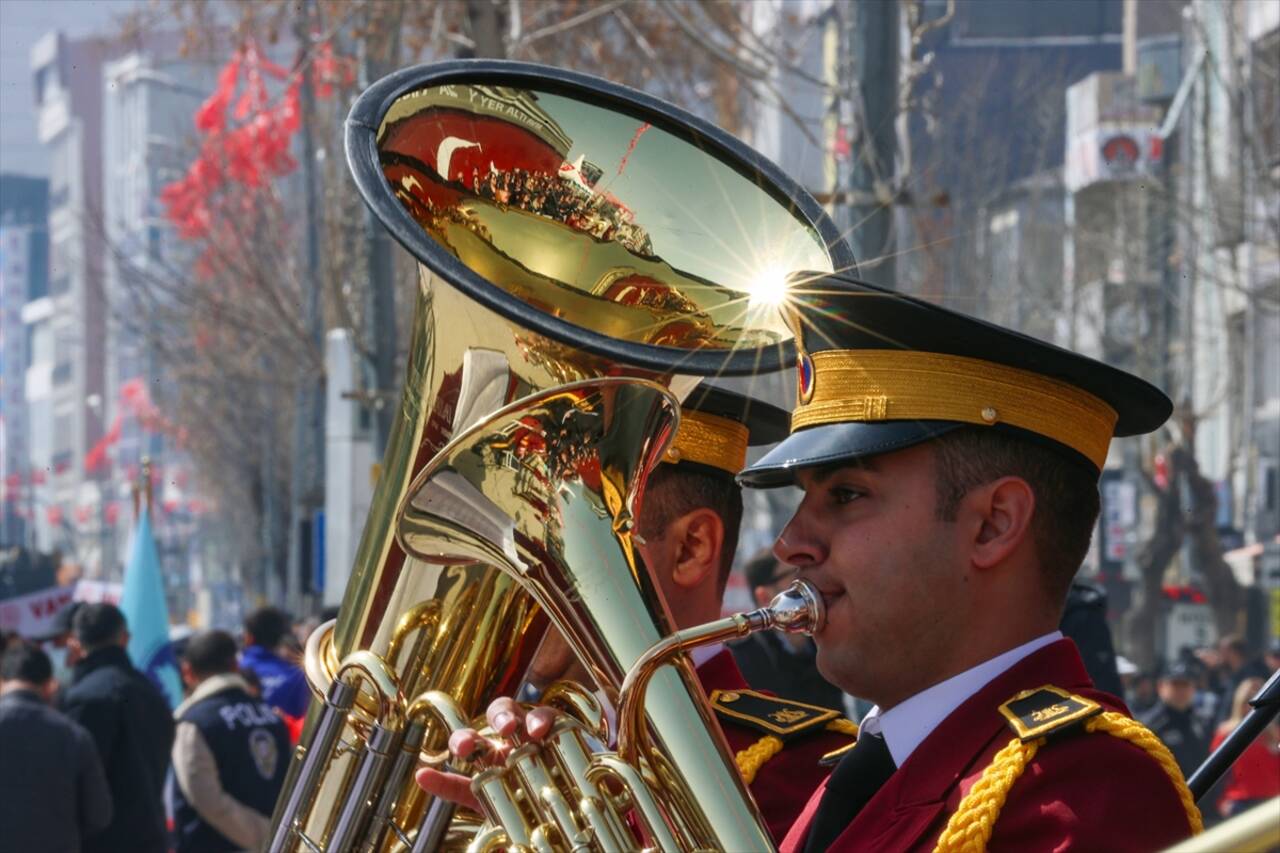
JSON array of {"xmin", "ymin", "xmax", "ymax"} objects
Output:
[{"xmin": 61, "ymin": 645, "xmax": 176, "ymax": 853}]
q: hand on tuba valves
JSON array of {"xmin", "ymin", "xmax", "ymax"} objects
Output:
[{"xmin": 415, "ymin": 580, "xmax": 825, "ymax": 852}]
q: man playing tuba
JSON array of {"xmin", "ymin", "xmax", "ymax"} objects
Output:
[{"xmin": 733, "ymin": 276, "xmax": 1201, "ymax": 852}]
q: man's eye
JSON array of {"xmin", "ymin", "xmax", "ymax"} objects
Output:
[{"xmin": 831, "ymin": 486, "xmax": 864, "ymax": 504}]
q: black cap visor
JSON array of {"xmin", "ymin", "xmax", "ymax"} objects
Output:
[{"xmin": 737, "ymin": 421, "xmax": 962, "ymax": 488}]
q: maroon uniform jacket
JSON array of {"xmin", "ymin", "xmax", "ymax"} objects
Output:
[
  {"xmin": 698, "ymin": 649, "xmax": 857, "ymax": 844},
  {"xmin": 780, "ymin": 640, "xmax": 1197, "ymax": 852}
]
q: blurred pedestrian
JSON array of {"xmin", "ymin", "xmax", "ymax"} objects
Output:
[
  {"xmin": 729, "ymin": 548, "xmax": 845, "ymax": 710},
  {"xmin": 41, "ymin": 601, "xmax": 83, "ymax": 692},
  {"xmin": 1124, "ymin": 668, "xmax": 1159, "ymax": 715},
  {"xmin": 1141, "ymin": 662, "xmax": 1213, "ymax": 778},
  {"xmin": 1058, "ymin": 580, "xmax": 1124, "ymax": 697},
  {"xmin": 1265, "ymin": 639, "xmax": 1280, "ymax": 675},
  {"xmin": 171, "ymin": 630, "xmax": 290, "ymax": 852},
  {"xmin": 1209, "ymin": 676, "xmax": 1280, "ymax": 818},
  {"xmin": 0, "ymin": 642, "xmax": 112, "ymax": 853},
  {"xmin": 1214, "ymin": 634, "xmax": 1269, "ymax": 726},
  {"xmin": 239, "ymin": 607, "xmax": 309, "ymax": 720},
  {"xmin": 61, "ymin": 603, "xmax": 176, "ymax": 853}
]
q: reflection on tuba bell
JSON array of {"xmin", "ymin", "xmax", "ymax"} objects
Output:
[{"xmin": 267, "ymin": 59, "xmax": 854, "ymax": 853}]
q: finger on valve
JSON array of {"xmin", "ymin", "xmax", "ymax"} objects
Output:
[
  {"xmin": 484, "ymin": 696, "xmax": 559, "ymax": 742},
  {"xmin": 413, "ymin": 766, "xmax": 481, "ymax": 811}
]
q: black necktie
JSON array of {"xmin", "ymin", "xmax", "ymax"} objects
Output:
[{"xmin": 803, "ymin": 734, "xmax": 897, "ymax": 853}]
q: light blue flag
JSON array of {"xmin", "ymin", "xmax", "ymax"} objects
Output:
[{"xmin": 120, "ymin": 511, "xmax": 183, "ymax": 708}]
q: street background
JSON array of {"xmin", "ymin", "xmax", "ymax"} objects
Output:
[{"xmin": 1, "ymin": 0, "xmax": 1277, "ymax": 680}]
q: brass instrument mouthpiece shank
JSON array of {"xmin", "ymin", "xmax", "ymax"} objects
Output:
[
  {"xmin": 740, "ymin": 577, "xmax": 827, "ymax": 636},
  {"xmin": 617, "ymin": 579, "xmax": 825, "ymax": 764}
]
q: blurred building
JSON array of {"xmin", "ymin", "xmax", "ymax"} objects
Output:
[
  {"xmin": 27, "ymin": 32, "xmax": 110, "ymax": 558},
  {"xmin": 1057, "ymin": 0, "xmax": 1279, "ymax": 656},
  {"xmin": 897, "ymin": 0, "xmax": 1143, "ymax": 317},
  {"xmin": 25, "ymin": 32, "xmax": 221, "ymax": 611},
  {"xmin": 1173, "ymin": 0, "xmax": 1280, "ymax": 646},
  {"xmin": 99, "ymin": 48, "xmax": 218, "ymax": 618},
  {"xmin": 0, "ymin": 175, "xmax": 49, "ymax": 546},
  {"xmin": 741, "ymin": 0, "xmax": 1145, "ymax": 556}
]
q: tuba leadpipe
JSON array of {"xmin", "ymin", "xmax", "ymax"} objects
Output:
[{"xmin": 268, "ymin": 58, "xmax": 854, "ymax": 852}]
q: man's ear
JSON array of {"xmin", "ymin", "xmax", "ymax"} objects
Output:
[
  {"xmin": 670, "ymin": 508, "xmax": 724, "ymax": 590},
  {"xmin": 964, "ymin": 476, "xmax": 1035, "ymax": 570}
]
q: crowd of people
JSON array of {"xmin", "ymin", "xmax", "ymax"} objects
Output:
[
  {"xmin": 0, "ymin": 604, "xmax": 314, "ymax": 853},
  {"xmin": 1131, "ymin": 636, "xmax": 1280, "ymax": 821},
  {"xmin": 463, "ymin": 162, "xmax": 656, "ymax": 256}
]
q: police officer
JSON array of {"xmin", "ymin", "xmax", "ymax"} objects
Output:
[
  {"xmin": 170, "ymin": 630, "xmax": 290, "ymax": 853},
  {"xmin": 1141, "ymin": 661, "xmax": 1212, "ymax": 778},
  {"xmin": 732, "ymin": 274, "xmax": 1200, "ymax": 851}
]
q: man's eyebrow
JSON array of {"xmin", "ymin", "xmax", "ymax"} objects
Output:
[{"xmin": 809, "ymin": 458, "xmax": 879, "ymax": 483}]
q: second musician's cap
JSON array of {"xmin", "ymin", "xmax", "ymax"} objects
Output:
[
  {"xmin": 737, "ymin": 274, "xmax": 1173, "ymax": 488},
  {"xmin": 666, "ymin": 384, "xmax": 789, "ymax": 476}
]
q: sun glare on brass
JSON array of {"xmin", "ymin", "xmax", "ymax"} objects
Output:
[{"xmin": 746, "ymin": 262, "xmax": 793, "ymax": 312}]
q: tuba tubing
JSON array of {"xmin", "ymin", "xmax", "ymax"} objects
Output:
[
  {"xmin": 414, "ymin": 580, "xmax": 826, "ymax": 852},
  {"xmin": 393, "ymin": 377, "xmax": 792, "ymax": 851}
]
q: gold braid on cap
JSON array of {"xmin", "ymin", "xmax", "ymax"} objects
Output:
[
  {"xmin": 664, "ymin": 410, "xmax": 750, "ymax": 474},
  {"xmin": 792, "ymin": 350, "xmax": 1118, "ymax": 470}
]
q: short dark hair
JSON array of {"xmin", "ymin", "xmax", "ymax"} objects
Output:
[
  {"xmin": 244, "ymin": 606, "xmax": 292, "ymax": 649},
  {"xmin": 182, "ymin": 630, "xmax": 239, "ymax": 677},
  {"xmin": 639, "ymin": 463, "xmax": 743, "ymax": 592},
  {"xmin": 74, "ymin": 603, "xmax": 128, "ymax": 649},
  {"xmin": 931, "ymin": 427, "xmax": 1100, "ymax": 607},
  {"xmin": 1, "ymin": 642, "xmax": 53, "ymax": 684}
]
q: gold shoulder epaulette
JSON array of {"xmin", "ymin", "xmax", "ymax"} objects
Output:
[
  {"xmin": 709, "ymin": 689, "xmax": 840, "ymax": 742},
  {"xmin": 998, "ymin": 684, "xmax": 1103, "ymax": 742}
]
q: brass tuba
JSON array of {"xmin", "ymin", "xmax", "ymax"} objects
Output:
[{"xmin": 267, "ymin": 60, "xmax": 854, "ymax": 852}]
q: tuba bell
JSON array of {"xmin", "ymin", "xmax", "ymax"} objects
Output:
[{"xmin": 267, "ymin": 60, "xmax": 854, "ymax": 852}]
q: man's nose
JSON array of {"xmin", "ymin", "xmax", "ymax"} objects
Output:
[{"xmin": 773, "ymin": 512, "xmax": 825, "ymax": 568}]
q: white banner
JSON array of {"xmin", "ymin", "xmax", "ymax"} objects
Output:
[
  {"xmin": 0, "ymin": 580, "xmax": 124, "ymax": 638},
  {"xmin": 0, "ymin": 585, "xmax": 76, "ymax": 637}
]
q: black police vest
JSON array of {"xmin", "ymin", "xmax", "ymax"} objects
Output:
[{"xmin": 171, "ymin": 685, "xmax": 290, "ymax": 853}]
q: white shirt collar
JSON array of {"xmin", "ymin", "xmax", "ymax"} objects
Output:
[{"xmin": 858, "ymin": 631, "xmax": 1063, "ymax": 767}]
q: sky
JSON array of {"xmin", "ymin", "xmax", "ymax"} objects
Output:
[{"xmin": 0, "ymin": 0, "xmax": 141, "ymax": 177}]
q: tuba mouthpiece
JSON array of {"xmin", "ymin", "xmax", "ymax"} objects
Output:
[{"xmin": 745, "ymin": 578, "xmax": 826, "ymax": 636}]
